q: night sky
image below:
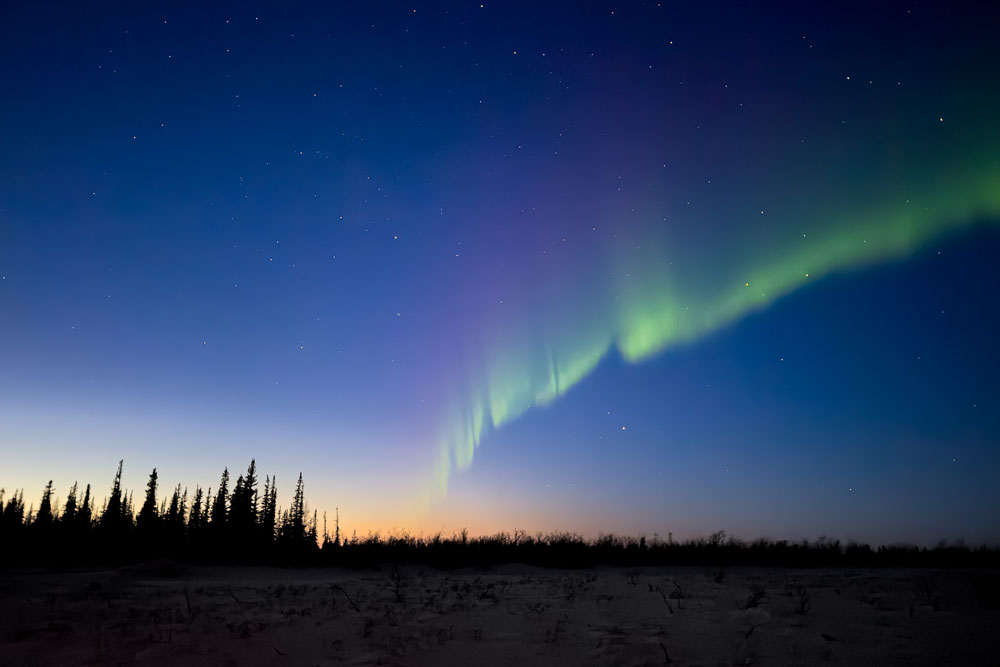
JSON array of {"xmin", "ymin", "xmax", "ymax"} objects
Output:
[{"xmin": 2, "ymin": 1, "xmax": 999, "ymax": 544}]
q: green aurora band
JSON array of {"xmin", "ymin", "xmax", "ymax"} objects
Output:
[{"xmin": 430, "ymin": 166, "xmax": 1000, "ymax": 497}]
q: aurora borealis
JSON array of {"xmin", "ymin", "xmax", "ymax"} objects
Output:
[
  {"xmin": 434, "ymin": 169, "xmax": 1000, "ymax": 494},
  {"xmin": 2, "ymin": 2, "xmax": 999, "ymax": 543}
]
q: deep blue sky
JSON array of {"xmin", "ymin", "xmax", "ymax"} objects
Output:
[{"xmin": 1, "ymin": 1, "xmax": 998, "ymax": 543}]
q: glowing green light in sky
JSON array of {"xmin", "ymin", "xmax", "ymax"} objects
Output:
[{"xmin": 430, "ymin": 166, "xmax": 1000, "ymax": 496}]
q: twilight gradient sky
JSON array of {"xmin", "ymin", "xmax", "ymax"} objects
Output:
[{"xmin": 2, "ymin": 1, "xmax": 999, "ymax": 544}]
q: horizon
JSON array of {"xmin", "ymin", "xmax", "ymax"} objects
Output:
[{"xmin": 3, "ymin": 1, "xmax": 1000, "ymax": 548}]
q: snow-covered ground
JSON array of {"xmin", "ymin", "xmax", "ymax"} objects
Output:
[{"xmin": 2, "ymin": 564, "xmax": 997, "ymax": 665}]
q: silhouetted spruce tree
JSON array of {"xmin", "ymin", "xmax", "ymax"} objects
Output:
[
  {"xmin": 290, "ymin": 473, "xmax": 305, "ymax": 540},
  {"xmin": 231, "ymin": 474, "xmax": 247, "ymax": 556},
  {"xmin": 161, "ymin": 483, "xmax": 184, "ymax": 551},
  {"xmin": 178, "ymin": 487, "xmax": 188, "ymax": 523},
  {"xmin": 62, "ymin": 482, "xmax": 79, "ymax": 525},
  {"xmin": 278, "ymin": 473, "xmax": 312, "ymax": 555},
  {"xmin": 230, "ymin": 474, "xmax": 245, "ymax": 524},
  {"xmin": 96, "ymin": 460, "xmax": 131, "ymax": 562},
  {"xmin": 207, "ymin": 469, "xmax": 230, "ymax": 558},
  {"xmin": 188, "ymin": 485, "xmax": 203, "ymax": 533},
  {"xmin": 244, "ymin": 459, "xmax": 258, "ymax": 524},
  {"xmin": 210, "ymin": 468, "xmax": 229, "ymax": 529},
  {"xmin": 261, "ymin": 475, "xmax": 277, "ymax": 542},
  {"xmin": 30, "ymin": 483, "xmax": 56, "ymax": 559},
  {"xmin": 165, "ymin": 484, "xmax": 180, "ymax": 525},
  {"xmin": 320, "ymin": 508, "xmax": 339, "ymax": 552},
  {"xmin": 100, "ymin": 460, "xmax": 125, "ymax": 531},
  {"xmin": 1, "ymin": 489, "xmax": 24, "ymax": 530},
  {"xmin": 232, "ymin": 461, "xmax": 258, "ymax": 527},
  {"xmin": 136, "ymin": 468, "xmax": 159, "ymax": 534},
  {"xmin": 124, "ymin": 490, "xmax": 134, "ymax": 525},
  {"xmin": 34, "ymin": 480, "xmax": 55, "ymax": 528},
  {"xmin": 201, "ymin": 486, "xmax": 211, "ymax": 527},
  {"xmin": 308, "ymin": 509, "xmax": 318, "ymax": 547},
  {"xmin": 278, "ymin": 508, "xmax": 291, "ymax": 542},
  {"xmin": 78, "ymin": 484, "xmax": 92, "ymax": 529},
  {"xmin": 260, "ymin": 475, "xmax": 269, "ymax": 523},
  {"xmin": 228, "ymin": 459, "xmax": 259, "ymax": 559}
]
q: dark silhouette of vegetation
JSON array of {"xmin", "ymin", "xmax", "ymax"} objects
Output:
[
  {"xmin": 34, "ymin": 480, "xmax": 54, "ymax": 528},
  {"xmin": 135, "ymin": 468, "xmax": 158, "ymax": 533},
  {"xmin": 1, "ymin": 463, "xmax": 998, "ymax": 569},
  {"xmin": 0, "ymin": 460, "xmax": 317, "ymax": 567}
]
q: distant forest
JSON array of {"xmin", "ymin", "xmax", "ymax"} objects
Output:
[{"xmin": 2, "ymin": 460, "xmax": 998, "ymax": 569}]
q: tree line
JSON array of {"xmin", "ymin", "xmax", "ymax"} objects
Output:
[
  {"xmin": 0, "ymin": 459, "xmax": 338, "ymax": 566},
  {"xmin": 2, "ymin": 462, "xmax": 998, "ymax": 568}
]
